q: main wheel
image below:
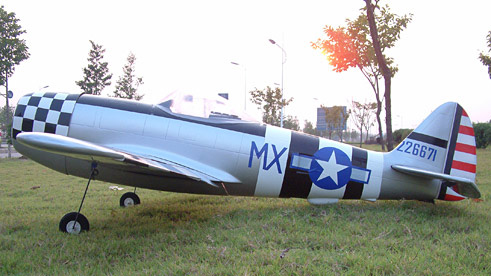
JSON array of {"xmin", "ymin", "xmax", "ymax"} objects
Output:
[
  {"xmin": 59, "ymin": 212, "xmax": 90, "ymax": 234},
  {"xmin": 120, "ymin": 192, "xmax": 140, "ymax": 207}
]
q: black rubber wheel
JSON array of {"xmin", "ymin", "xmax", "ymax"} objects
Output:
[
  {"xmin": 120, "ymin": 192, "xmax": 140, "ymax": 207},
  {"xmin": 59, "ymin": 212, "xmax": 90, "ymax": 234}
]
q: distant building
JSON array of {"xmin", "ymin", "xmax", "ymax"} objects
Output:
[{"xmin": 316, "ymin": 106, "xmax": 347, "ymax": 131}]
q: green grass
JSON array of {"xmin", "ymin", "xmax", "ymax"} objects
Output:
[{"xmin": 0, "ymin": 149, "xmax": 490, "ymax": 275}]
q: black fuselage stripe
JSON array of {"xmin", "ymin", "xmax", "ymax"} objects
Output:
[
  {"xmin": 437, "ymin": 104, "xmax": 463, "ymax": 199},
  {"xmin": 76, "ymin": 94, "xmax": 267, "ymax": 137},
  {"xmin": 343, "ymin": 147, "xmax": 368, "ymax": 199},
  {"xmin": 407, "ymin": 132, "xmax": 448, "ymax": 148},
  {"xmin": 444, "ymin": 104, "xmax": 462, "ymax": 174},
  {"xmin": 279, "ymin": 132, "xmax": 319, "ymax": 198},
  {"xmin": 437, "ymin": 182, "xmax": 449, "ymax": 200}
]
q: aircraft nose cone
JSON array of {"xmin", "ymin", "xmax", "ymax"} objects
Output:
[{"xmin": 11, "ymin": 92, "xmax": 79, "ymax": 139}]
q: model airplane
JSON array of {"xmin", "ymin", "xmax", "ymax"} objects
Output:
[{"xmin": 11, "ymin": 91, "xmax": 480, "ymax": 234}]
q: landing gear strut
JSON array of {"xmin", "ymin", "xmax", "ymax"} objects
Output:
[{"xmin": 59, "ymin": 162, "xmax": 98, "ymax": 234}]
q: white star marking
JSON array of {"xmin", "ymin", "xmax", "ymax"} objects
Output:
[{"xmin": 316, "ymin": 151, "xmax": 348, "ymax": 186}]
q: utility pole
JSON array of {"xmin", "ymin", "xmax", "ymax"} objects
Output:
[{"xmin": 269, "ymin": 39, "xmax": 287, "ymax": 128}]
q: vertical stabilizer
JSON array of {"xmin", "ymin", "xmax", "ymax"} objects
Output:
[{"xmin": 389, "ymin": 102, "xmax": 478, "ymax": 200}]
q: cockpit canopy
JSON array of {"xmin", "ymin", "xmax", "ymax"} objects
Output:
[{"xmin": 157, "ymin": 91, "xmax": 258, "ymax": 122}]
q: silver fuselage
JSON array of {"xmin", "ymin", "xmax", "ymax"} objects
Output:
[{"xmin": 13, "ymin": 93, "xmax": 443, "ymax": 201}]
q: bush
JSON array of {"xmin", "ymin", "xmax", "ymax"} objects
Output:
[
  {"xmin": 474, "ymin": 122, "xmax": 491, "ymax": 149},
  {"xmin": 393, "ymin": 128, "xmax": 413, "ymax": 144}
]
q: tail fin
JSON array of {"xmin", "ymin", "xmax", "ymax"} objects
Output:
[{"xmin": 390, "ymin": 102, "xmax": 479, "ymax": 200}]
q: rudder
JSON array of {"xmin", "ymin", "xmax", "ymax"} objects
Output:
[{"xmin": 438, "ymin": 106, "xmax": 477, "ymax": 200}]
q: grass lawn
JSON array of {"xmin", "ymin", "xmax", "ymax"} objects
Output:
[{"xmin": 0, "ymin": 148, "xmax": 489, "ymax": 275}]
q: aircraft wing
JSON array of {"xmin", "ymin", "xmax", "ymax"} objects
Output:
[
  {"xmin": 16, "ymin": 132, "xmax": 239, "ymax": 187},
  {"xmin": 391, "ymin": 164, "xmax": 481, "ymax": 198}
]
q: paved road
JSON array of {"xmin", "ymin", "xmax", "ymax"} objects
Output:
[{"xmin": 0, "ymin": 143, "xmax": 22, "ymax": 158}]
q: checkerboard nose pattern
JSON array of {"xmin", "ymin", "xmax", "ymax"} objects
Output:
[{"xmin": 12, "ymin": 92, "xmax": 79, "ymax": 139}]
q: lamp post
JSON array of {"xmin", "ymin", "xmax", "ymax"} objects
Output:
[
  {"xmin": 1, "ymin": 89, "xmax": 13, "ymax": 158},
  {"xmin": 269, "ymin": 39, "xmax": 287, "ymax": 128},
  {"xmin": 230, "ymin": 62, "xmax": 247, "ymax": 111}
]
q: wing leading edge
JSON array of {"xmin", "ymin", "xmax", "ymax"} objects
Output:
[{"xmin": 16, "ymin": 132, "xmax": 239, "ymax": 187}]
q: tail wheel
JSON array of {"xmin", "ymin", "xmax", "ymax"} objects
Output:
[
  {"xmin": 120, "ymin": 192, "xmax": 140, "ymax": 207},
  {"xmin": 59, "ymin": 212, "xmax": 90, "ymax": 234}
]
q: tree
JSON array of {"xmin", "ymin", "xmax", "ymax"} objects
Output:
[
  {"xmin": 76, "ymin": 40, "xmax": 112, "ymax": 95},
  {"xmin": 474, "ymin": 122, "xmax": 491, "ymax": 149},
  {"xmin": 323, "ymin": 105, "xmax": 349, "ymax": 141},
  {"xmin": 392, "ymin": 128, "xmax": 413, "ymax": 144},
  {"xmin": 250, "ymin": 86, "xmax": 293, "ymax": 126},
  {"xmin": 283, "ymin": 115, "xmax": 300, "ymax": 131},
  {"xmin": 479, "ymin": 31, "xmax": 491, "ymax": 79},
  {"xmin": 365, "ymin": 0, "xmax": 395, "ymax": 151},
  {"xmin": 312, "ymin": 1, "xmax": 411, "ymax": 151},
  {"xmin": 351, "ymin": 100, "xmax": 376, "ymax": 147},
  {"xmin": 0, "ymin": 5, "xmax": 30, "ymax": 157},
  {"xmin": 350, "ymin": 129, "xmax": 359, "ymax": 141},
  {"xmin": 0, "ymin": 105, "xmax": 14, "ymax": 144},
  {"xmin": 112, "ymin": 53, "xmax": 144, "ymax": 100},
  {"xmin": 303, "ymin": 120, "xmax": 317, "ymax": 135}
]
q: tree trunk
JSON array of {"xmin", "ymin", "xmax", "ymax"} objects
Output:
[
  {"xmin": 359, "ymin": 130, "xmax": 363, "ymax": 148},
  {"xmin": 384, "ymin": 81, "xmax": 394, "ymax": 151},
  {"xmin": 375, "ymin": 100, "xmax": 385, "ymax": 151},
  {"xmin": 357, "ymin": 66, "xmax": 385, "ymax": 151},
  {"xmin": 374, "ymin": 86, "xmax": 385, "ymax": 151},
  {"xmin": 365, "ymin": 0, "xmax": 394, "ymax": 151}
]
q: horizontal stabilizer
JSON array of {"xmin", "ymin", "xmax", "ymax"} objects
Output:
[{"xmin": 391, "ymin": 164, "xmax": 481, "ymax": 198}]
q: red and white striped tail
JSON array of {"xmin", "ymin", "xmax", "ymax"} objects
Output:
[
  {"xmin": 443, "ymin": 108, "xmax": 477, "ymax": 201},
  {"xmin": 450, "ymin": 110, "xmax": 477, "ymax": 181}
]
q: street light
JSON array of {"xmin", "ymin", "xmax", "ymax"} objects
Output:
[
  {"xmin": 269, "ymin": 39, "xmax": 287, "ymax": 128},
  {"xmin": 230, "ymin": 62, "xmax": 247, "ymax": 111},
  {"xmin": 0, "ymin": 90, "xmax": 13, "ymax": 158}
]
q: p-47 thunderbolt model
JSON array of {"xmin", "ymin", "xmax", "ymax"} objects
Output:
[{"xmin": 12, "ymin": 92, "xmax": 480, "ymax": 234}]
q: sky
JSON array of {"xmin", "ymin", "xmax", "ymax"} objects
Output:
[{"xmin": 2, "ymin": 0, "xmax": 491, "ymax": 131}]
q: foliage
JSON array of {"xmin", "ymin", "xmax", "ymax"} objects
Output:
[
  {"xmin": 303, "ymin": 120, "xmax": 317, "ymax": 135},
  {"xmin": 479, "ymin": 31, "xmax": 491, "ymax": 79},
  {"xmin": 351, "ymin": 100, "xmax": 377, "ymax": 147},
  {"xmin": 322, "ymin": 105, "xmax": 349, "ymax": 141},
  {"xmin": 250, "ymin": 86, "xmax": 292, "ymax": 126},
  {"xmin": 392, "ymin": 128, "xmax": 413, "ymax": 144},
  {"xmin": 474, "ymin": 122, "xmax": 491, "ymax": 149},
  {"xmin": 311, "ymin": 3, "xmax": 411, "ymax": 75},
  {"xmin": 76, "ymin": 40, "xmax": 112, "ymax": 95},
  {"xmin": 0, "ymin": 5, "xmax": 30, "ymax": 87},
  {"xmin": 283, "ymin": 115, "xmax": 300, "ymax": 131},
  {"xmin": 0, "ymin": 105, "xmax": 14, "ymax": 143},
  {"xmin": 349, "ymin": 129, "xmax": 359, "ymax": 141},
  {"xmin": 0, "ymin": 154, "xmax": 490, "ymax": 274},
  {"xmin": 112, "ymin": 53, "xmax": 144, "ymax": 100},
  {"xmin": 312, "ymin": 1, "xmax": 412, "ymax": 151}
]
